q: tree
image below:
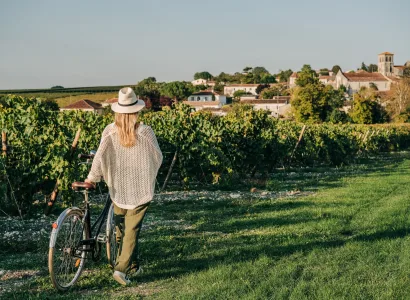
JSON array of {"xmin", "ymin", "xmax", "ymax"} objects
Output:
[
  {"xmin": 159, "ymin": 96, "xmax": 174, "ymax": 108},
  {"xmin": 327, "ymin": 109, "xmax": 348, "ymax": 124},
  {"xmin": 193, "ymin": 84, "xmax": 208, "ymax": 92},
  {"xmin": 403, "ymin": 67, "xmax": 410, "ymax": 78},
  {"xmin": 388, "ymin": 78, "xmax": 410, "ymax": 116},
  {"xmin": 51, "ymin": 85, "xmax": 64, "ymax": 89},
  {"xmin": 215, "ymin": 72, "xmax": 233, "ymax": 83},
  {"xmin": 360, "ymin": 62, "xmax": 368, "ymax": 72},
  {"xmin": 295, "ymin": 65, "xmax": 319, "ymax": 87},
  {"xmin": 243, "ymin": 66, "xmax": 253, "ymax": 73},
  {"xmin": 368, "ymin": 64, "xmax": 378, "ymax": 72},
  {"xmin": 252, "ymin": 66, "xmax": 269, "ymax": 76},
  {"xmin": 369, "ymin": 82, "xmax": 378, "ymax": 91},
  {"xmin": 160, "ymin": 81, "xmax": 193, "ymax": 101},
  {"xmin": 233, "ymin": 90, "xmax": 248, "ymax": 100},
  {"xmin": 291, "ymin": 83, "xmax": 336, "ymax": 123},
  {"xmin": 134, "ymin": 77, "xmax": 162, "ymax": 110},
  {"xmin": 194, "ymin": 71, "xmax": 213, "ymax": 80},
  {"xmin": 349, "ymin": 88, "xmax": 387, "ymax": 124},
  {"xmin": 256, "ymin": 84, "xmax": 270, "ymax": 95},
  {"xmin": 261, "ymin": 85, "xmax": 289, "ymax": 99},
  {"xmin": 278, "ymin": 69, "xmax": 293, "ymax": 83},
  {"xmin": 331, "ymin": 65, "xmax": 341, "ymax": 74},
  {"xmin": 319, "ymin": 68, "xmax": 329, "ymax": 76},
  {"xmin": 259, "ymin": 73, "xmax": 276, "ymax": 84},
  {"xmin": 213, "ymin": 83, "xmax": 224, "ymax": 94}
]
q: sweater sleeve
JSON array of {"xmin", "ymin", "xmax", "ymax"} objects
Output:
[
  {"xmin": 87, "ymin": 125, "xmax": 112, "ymax": 183},
  {"xmin": 141, "ymin": 126, "xmax": 163, "ymax": 171}
]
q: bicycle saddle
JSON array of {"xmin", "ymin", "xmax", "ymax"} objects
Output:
[{"xmin": 71, "ymin": 182, "xmax": 96, "ymax": 191}]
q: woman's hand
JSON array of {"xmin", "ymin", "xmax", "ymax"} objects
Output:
[{"xmin": 85, "ymin": 178, "xmax": 96, "ymax": 188}]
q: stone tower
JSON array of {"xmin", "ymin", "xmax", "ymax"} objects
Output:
[{"xmin": 378, "ymin": 52, "xmax": 394, "ymax": 76}]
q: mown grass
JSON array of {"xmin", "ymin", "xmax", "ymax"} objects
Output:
[
  {"xmin": 0, "ymin": 92, "xmax": 117, "ymax": 107},
  {"xmin": 2, "ymin": 153, "xmax": 410, "ymax": 299}
]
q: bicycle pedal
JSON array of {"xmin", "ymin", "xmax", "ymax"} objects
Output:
[{"xmin": 97, "ymin": 234, "xmax": 106, "ymax": 243}]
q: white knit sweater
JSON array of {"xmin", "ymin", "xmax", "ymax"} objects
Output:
[{"xmin": 87, "ymin": 123, "xmax": 163, "ymax": 209}]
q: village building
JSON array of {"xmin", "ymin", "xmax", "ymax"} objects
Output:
[
  {"xmin": 240, "ymin": 96, "xmax": 291, "ymax": 118},
  {"xmin": 191, "ymin": 79, "xmax": 219, "ymax": 87},
  {"xmin": 335, "ymin": 70, "xmax": 392, "ymax": 95},
  {"xmin": 289, "ymin": 72, "xmax": 298, "ymax": 88},
  {"xmin": 377, "ymin": 52, "xmax": 408, "ymax": 77},
  {"xmin": 184, "ymin": 90, "xmax": 227, "ymax": 111},
  {"xmin": 183, "ymin": 101, "xmax": 223, "ymax": 111},
  {"xmin": 191, "ymin": 78, "xmax": 208, "ymax": 86},
  {"xmin": 224, "ymin": 84, "xmax": 259, "ymax": 96},
  {"xmin": 239, "ymin": 95, "xmax": 258, "ymax": 101},
  {"xmin": 60, "ymin": 99, "xmax": 104, "ymax": 114}
]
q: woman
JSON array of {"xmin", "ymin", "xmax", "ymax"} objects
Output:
[{"xmin": 85, "ymin": 87, "xmax": 163, "ymax": 285}]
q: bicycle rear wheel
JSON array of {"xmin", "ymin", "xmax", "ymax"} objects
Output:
[
  {"xmin": 48, "ymin": 208, "xmax": 89, "ymax": 291},
  {"xmin": 106, "ymin": 203, "xmax": 118, "ymax": 267}
]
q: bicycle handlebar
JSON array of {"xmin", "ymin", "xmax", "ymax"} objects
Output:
[{"xmin": 78, "ymin": 153, "xmax": 95, "ymax": 159}]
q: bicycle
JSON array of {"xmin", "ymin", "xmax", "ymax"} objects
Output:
[{"xmin": 48, "ymin": 152, "xmax": 118, "ymax": 291}]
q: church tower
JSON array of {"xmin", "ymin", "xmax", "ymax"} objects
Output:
[{"xmin": 378, "ymin": 52, "xmax": 394, "ymax": 76}]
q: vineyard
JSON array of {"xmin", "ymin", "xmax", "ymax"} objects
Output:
[{"xmin": 1, "ymin": 95, "xmax": 410, "ymax": 215}]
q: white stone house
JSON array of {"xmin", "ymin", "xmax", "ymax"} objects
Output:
[
  {"xmin": 224, "ymin": 84, "xmax": 259, "ymax": 96},
  {"xmin": 289, "ymin": 72, "xmax": 298, "ymax": 88},
  {"xmin": 187, "ymin": 90, "xmax": 227, "ymax": 104},
  {"xmin": 182, "ymin": 101, "xmax": 223, "ymax": 111},
  {"xmin": 240, "ymin": 97, "xmax": 291, "ymax": 118},
  {"xmin": 191, "ymin": 79, "xmax": 209, "ymax": 86},
  {"xmin": 335, "ymin": 70, "xmax": 392, "ymax": 95}
]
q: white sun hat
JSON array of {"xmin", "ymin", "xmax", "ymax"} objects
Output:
[{"xmin": 111, "ymin": 87, "xmax": 145, "ymax": 114}]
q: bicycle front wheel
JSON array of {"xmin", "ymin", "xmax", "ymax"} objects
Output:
[
  {"xmin": 106, "ymin": 203, "xmax": 118, "ymax": 267},
  {"xmin": 48, "ymin": 208, "xmax": 89, "ymax": 291}
]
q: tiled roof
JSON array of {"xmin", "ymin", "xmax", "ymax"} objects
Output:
[
  {"xmin": 386, "ymin": 76, "xmax": 401, "ymax": 82},
  {"xmin": 394, "ymin": 66, "xmax": 406, "ymax": 70},
  {"xmin": 241, "ymin": 99, "xmax": 289, "ymax": 104},
  {"xmin": 62, "ymin": 99, "xmax": 102, "ymax": 110},
  {"xmin": 343, "ymin": 72, "xmax": 388, "ymax": 82},
  {"xmin": 104, "ymin": 98, "xmax": 118, "ymax": 104},
  {"xmin": 191, "ymin": 90, "xmax": 218, "ymax": 96},
  {"xmin": 269, "ymin": 82, "xmax": 287, "ymax": 86},
  {"xmin": 319, "ymin": 76, "xmax": 330, "ymax": 79},
  {"xmin": 290, "ymin": 72, "xmax": 298, "ymax": 78},
  {"xmin": 225, "ymin": 84, "xmax": 260, "ymax": 87},
  {"xmin": 379, "ymin": 52, "xmax": 394, "ymax": 55},
  {"xmin": 183, "ymin": 101, "xmax": 221, "ymax": 106}
]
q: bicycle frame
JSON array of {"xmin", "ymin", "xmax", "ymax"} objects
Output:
[{"xmin": 76, "ymin": 190, "xmax": 112, "ymax": 255}]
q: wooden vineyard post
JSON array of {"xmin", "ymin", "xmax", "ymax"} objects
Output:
[
  {"xmin": 288, "ymin": 125, "xmax": 307, "ymax": 165},
  {"xmin": 44, "ymin": 128, "xmax": 81, "ymax": 215},
  {"xmin": 2, "ymin": 131, "xmax": 6, "ymax": 157},
  {"xmin": 161, "ymin": 150, "xmax": 178, "ymax": 191}
]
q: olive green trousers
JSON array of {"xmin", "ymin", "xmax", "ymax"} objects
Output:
[{"xmin": 113, "ymin": 202, "xmax": 149, "ymax": 274}]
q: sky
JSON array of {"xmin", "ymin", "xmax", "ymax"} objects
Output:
[{"xmin": 0, "ymin": 0, "xmax": 409, "ymax": 89}]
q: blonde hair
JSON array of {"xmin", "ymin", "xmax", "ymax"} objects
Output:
[{"xmin": 115, "ymin": 112, "xmax": 139, "ymax": 147}]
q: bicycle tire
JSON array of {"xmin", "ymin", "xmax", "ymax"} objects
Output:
[
  {"xmin": 106, "ymin": 203, "xmax": 118, "ymax": 267},
  {"xmin": 48, "ymin": 208, "xmax": 89, "ymax": 291}
]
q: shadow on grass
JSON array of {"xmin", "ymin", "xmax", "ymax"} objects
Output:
[{"xmin": 267, "ymin": 153, "xmax": 410, "ymax": 192}]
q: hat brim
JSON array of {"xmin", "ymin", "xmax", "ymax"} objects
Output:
[{"xmin": 111, "ymin": 100, "xmax": 145, "ymax": 114}]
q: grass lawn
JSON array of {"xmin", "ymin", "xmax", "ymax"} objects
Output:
[{"xmin": 2, "ymin": 153, "xmax": 410, "ymax": 299}]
